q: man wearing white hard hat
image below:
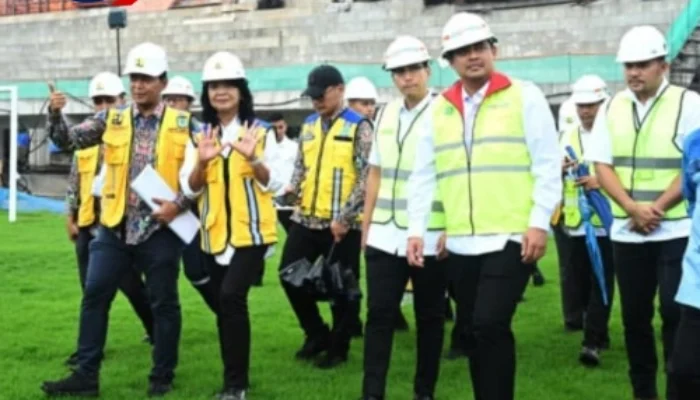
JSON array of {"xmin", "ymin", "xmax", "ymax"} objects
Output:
[
  {"xmin": 558, "ymin": 74, "xmax": 615, "ymax": 368},
  {"xmin": 406, "ymin": 12, "xmax": 561, "ymax": 400},
  {"xmin": 162, "ymin": 75, "xmax": 196, "ymax": 111},
  {"xmin": 360, "ymin": 35, "xmax": 447, "ymax": 400},
  {"xmin": 587, "ymin": 25, "xmax": 700, "ymax": 400},
  {"xmin": 47, "ymin": 71, "xmax": 154, "ymax": 369},
  {"xmin": 181, "ymin": 51, "xmax": 282, "ymax": 400},
  {"xmin": 345, "ymin": 76, "xmax": 379, "ymax": 120},
  {"xmin": 43, "ymin": 42, "xmax": 200, "ymax": 397}
]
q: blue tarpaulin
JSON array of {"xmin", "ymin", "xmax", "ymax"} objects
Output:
[{"xmin": 0, "ymin": 188, "xmax": 64, "ymax": 214}]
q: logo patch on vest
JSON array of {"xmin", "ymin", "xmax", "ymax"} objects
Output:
[
  {"xmin": 176, "ymin": 115, "xmax": 188, "ymax": 128},
  {"xmin": 301, "ymin": 132, "xmax": 315, "ymax": 141},
  {"xmin": 339, "ymin": 124, "xmax": 352, "ymax": 137},
  {"xmin": 111, "ymin": 113, "xmax": 123, "ymax": 125}
]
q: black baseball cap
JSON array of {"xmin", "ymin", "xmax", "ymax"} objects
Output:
[{"xmin": 302, "ymin": 65, "xmax": 344, "ymax": 99}]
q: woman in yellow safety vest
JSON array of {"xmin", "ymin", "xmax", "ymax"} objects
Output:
[{"xmin": 181, "ymin": 51, "xmax": 281, "ymax": 400}]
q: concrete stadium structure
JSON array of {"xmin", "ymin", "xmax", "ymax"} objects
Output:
[{"xmin": 1, "ymin": 0, "xmax": 700, "ymax": 195}]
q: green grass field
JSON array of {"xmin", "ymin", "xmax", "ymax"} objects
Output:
[{"xmin": 0, "ymin": 213, "xmax": 660, "ymax": 399}]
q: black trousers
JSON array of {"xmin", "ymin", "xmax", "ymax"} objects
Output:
[
  {"xmin": 567, "ymin": 235, "xmax": 615, "ymax": 347},
  {"xmin": 74, "ymin": 226, "xmax": 153, "ymax": 338},
  {"xmin": 362, "ymin": 247, "xmax": 447, "ymax": 398},
  {"xmin": 447, "ymin": 259, "xmax": 471, "ymax": 353},
  {"xmin": 77, "ymin": 227, "xmax": 183, "ymax": 383},
  {"xmin": 671, "ymin": 305, "xmax": 700, "ymax": 400},
  {"xmin": 552, "ymin": 224, "xmax": 584, "ymax": 328},
  {"xmin": 450, "ymin": 242, "xmax": 531, "ymax": 400},
  {"xmin": 182, "ymin": 233, "xmax": 221, "ymax": 315},
  {"xmin": 279, "ymin": 222, "xmax": 361, "ymax": 357},
  {"xmin": 277, "ymin": 209, "xmax": 294, "ymax": 233},
  {"xmin": 613, "ymin": 238, "xmax": 686, "ymax": 400},
  {"xmin": 207, "ymin": 245, "xmax": 268, "ymax": 391}
]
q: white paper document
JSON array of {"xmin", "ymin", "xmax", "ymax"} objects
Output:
[{"xmin": 130, "ymin": 165, "xmax": 201, "ymax": 244}]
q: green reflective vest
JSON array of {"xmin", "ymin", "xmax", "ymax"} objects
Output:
[
  {"xmin": 370, "ymin": 98, "xmax": 445, "ymax": 230},
  {"xmin": 432, "ymin": 78, "xmax": 534, "ymax": 235},
  {"xmin": 608, "ymin": 85, "xmax": 686, "ymax": 219},
  {"xmin": 561, "ymin": 127, "xmax": 602, "ymax": 229}
]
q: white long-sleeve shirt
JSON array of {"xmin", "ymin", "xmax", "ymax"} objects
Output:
[
  {"xmin": 179, "ymin": 117, "xmax": 283, "ymax": 265},
  {"xmin": 585, "ymin": 79, "xmax": 700, "ymax": 243},
  {"xmin": 273, "ymin": 135, "xmax": 300, "ymax": 210},
  {"xmin": 366, "ymin": 91, "xmax": 442, "ymax": 257},
  {"xmin": 407, "ymin": 80, "xmax": 562, "ymax": 256}
]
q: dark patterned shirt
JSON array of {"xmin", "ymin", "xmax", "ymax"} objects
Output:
[
  {"xmin": 49, "ymin": 103, "xmax": 199, "ymax": 245},
  {"xmin": 289, "ymin": 108, "xmax": 372, "ymax": 230}
]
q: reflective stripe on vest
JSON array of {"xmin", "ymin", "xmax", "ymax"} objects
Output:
[
  {"xmin": 197, "ymin": 121, "xmax": 277, "ymax": 253},
  {"xmin": 371, "ymin": 98, "xmax": 445, "ymax": 230},
  {"xmin": 299, "ymin": 108, "xmax": 363, "ymax": 221},
  {"xmin": 76, "ymin": 146, "xmax": 100, "ymax": 227},
  {"xmin": 432, "ymin": 79, "xmax": 533, "ymax": 235},
  {"xmin": 561, "ymin": 127, "xmax": 603, "ymax": 229},
  {"xmin": 100, "ymin": 106, "xmax": 191, "ymax": 228},
  {"xmin": 607, "ymin": 85, "xmax": 687, "ymax": 219}
]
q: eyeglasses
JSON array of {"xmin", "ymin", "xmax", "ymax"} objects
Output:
[{"xmin": 93, "ymin": 96, "xmax": 116, "ymax": 106}]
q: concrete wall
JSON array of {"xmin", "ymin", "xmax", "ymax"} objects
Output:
[{"xmin": 0, "ymin": 0, "xmax": 689, "ymax": 81}]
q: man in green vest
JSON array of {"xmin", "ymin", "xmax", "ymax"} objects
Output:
[
  {"xmin": 588, "ymin": 25, "xmax": 700, "ymax": 400},
  {"xmin": 559, "ymin": 74, "xmax": 615, "ymax": 368},
  {"xmin": 406, "ymin": 12, "xmax": 561, "ymax": 400},
  {"xmin": 360, "ymin": 35, "xmax": 448, "ymax": 400}
]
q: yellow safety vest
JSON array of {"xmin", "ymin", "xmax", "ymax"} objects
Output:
[
  {"xmin": 561, "ymin": 127, "xmax": 602, "ymax": 229},
  {"xmin": 101, "ymin": 106, "xmax": 191, "ymax": 228},
  {"xmin": 196, "ymin": 121, "xmax": 277, "ymax": 253},
  {"xmin": 370, "ymin": 98, "xmax": 445, "ymax": 230},
  {"xmin": 432, "ymin": 75, "xmax": 533, "ymax": 236},
  {"xmin": 299, "ymin": 108, "xmax": 364, "ymax": 222},
  {"xmin": 75, "ymin": 145, "xmax": 100, "ymax": 227},
  {"xmin": 608, "ymin": 85, "xmax": 686, "ymax": 219}
]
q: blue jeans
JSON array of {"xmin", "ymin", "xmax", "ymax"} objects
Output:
[{"xmin": 76, "ymin": 226, "xmax": 183, "ymax": 383}]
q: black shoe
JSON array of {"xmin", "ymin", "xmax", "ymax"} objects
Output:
[
  {"xmin": 314, "ymin": 352, "xmax": 347, "ymax": 369},
  {"xmin": 41, "ymin": 371, "xmax": 99, "ymax": 397},
  {"xmin": 148, "ymin": 380, "xmax": 173, "ymax": 397},
  {"xmin": 414, "ymin": 395, "xmax": 434, "ymax": 400},
  {"xmin": 64, "ymin": 351, "xmax": 79, "ymax": 367},
  {"xmin": 217, "ymin": 387, "xmax": 247, "ymax": 400},
  {"xmin": 445, "ymin": 347, "xmax": 469, "ymax": 360},
  {"xmin": 579, "ymin": 346, "xmax": 600, "ymax": 367},
  {"xmin": 394, "ymin": 311, "xmax": 409, "ymax": 332},
  {"xmin": 532, "ymin": 268, "xmax": 545, "ymax": 286},
  {"xmin": 359, "ymin": 397, "xmax": 382, "ymax": 400},
  {"xmin": 295, "ymin": 330, "xmax": 329, "ymax": 360}
]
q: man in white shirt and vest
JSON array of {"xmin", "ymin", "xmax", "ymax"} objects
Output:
[
  {"xmin": 406, "ymin": 13, "xmax": 561, "ymax": 400},
  {"xmin": 360, "ymin": 35, "xmax": 447, "ymax": 400},
  {"xmin": 559, "ymin": 74, "xmax": 615, "ymax": 367},
  {"xmin": 587, "ymin": 26, "xmax": 700, "ymax": 400}
]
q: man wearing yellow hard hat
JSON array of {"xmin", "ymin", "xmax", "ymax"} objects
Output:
[
  {"xmin": 406, "ymin": 12, "xmax": 561, "ymax": 400},
  {"xmin": 588, "ymin": 25, "xmax": 700, "ymax": 400}
]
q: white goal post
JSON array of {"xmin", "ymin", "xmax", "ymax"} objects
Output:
[{"xmin": 1, "ymin": 86, "xmax": 19, "ymax": 223}]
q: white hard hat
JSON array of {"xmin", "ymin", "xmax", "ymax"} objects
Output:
[
  {"xmin": 383, "ymin": 35, "xmax": 431, "ymax": 70},
  {"xmin": 571, "ymin": 75, "xmax": 608, "ymax": 104},
  {"xmin": 344, "ymin": 77, "xmax": 378, "ymax": 101},
  {"xmin": 202, "ymin": 52, "xmax": 246, "ymax": 82},
  {"xmin": 123, "ymin": 42, "xmax": 168, "ymax": 77},
  {"xmin": 441, "ymin": 12, "xmax": 496, "ymax": 58},
  {"xmin": 162, "ymin": 76, "xmax": 195, "ymax": 100},
  {"xmin": 88, "ymin": 72, "xmax": 125, "ymax": 98},
  {"xmin": 616, "ymin": 25, "xmax": 668, "ymax": 63}
]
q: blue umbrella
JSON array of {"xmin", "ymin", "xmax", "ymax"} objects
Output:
[
  {"xmin": 565, "ymin": 145, "xmax": 609, "ymax": 306},
  {"xmin": 565, "ymin": 147, "xmax": 613, "ymax": 233}
]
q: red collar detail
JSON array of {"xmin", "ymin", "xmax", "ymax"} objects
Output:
[{"xmin": 441, "ymin": 72, "xmax": 512, "ymax": 116}]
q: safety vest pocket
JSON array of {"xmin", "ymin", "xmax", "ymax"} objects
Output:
[
  {"xmin": 77, "ymin": 153, "xmax": 97, "ymax": 173},
  {"xmin": 168, "ymin": 133, "xmax": 189, "ymax": 160},
  {"xmin": 103, "ymin": 135, "xmax": 130, "ymax": 165}
]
